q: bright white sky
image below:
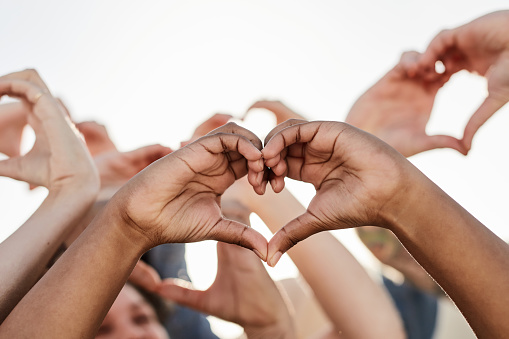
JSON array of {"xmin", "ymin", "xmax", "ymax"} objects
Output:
[{"xmin": 1, "ymin": 1, "xmax": 508, "ymax": 337}]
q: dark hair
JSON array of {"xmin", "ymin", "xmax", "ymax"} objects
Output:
[{"xmin": 127, "ymin": 281, "xmax": 174, "ymax": 324}]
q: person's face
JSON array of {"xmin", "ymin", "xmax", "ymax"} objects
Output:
[{"xmin": 96, "ymin": 284, "xmax": 169, "ymax": 339}]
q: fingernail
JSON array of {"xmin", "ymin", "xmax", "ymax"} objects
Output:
[
  {"xmin": 269, "ymin": 251, "xmax": 283, "ymax": 267},
  {"xmin": 253, "ymin": 249, "xmax": 266, "ymax": 261},
  {"xmin": 257, "ymin": 159, "xmax": 264, "ymax": 171},
  {"xmin": 256, "ymin": 171, "xmax": 263, "ymax": 185},
  {"xmin": 260, "ymin": 182, "xmax": 266, "ymax": 194},
  {"xmin": 270, "ymin": 179, "xmax": 277, "ymax": 191}
]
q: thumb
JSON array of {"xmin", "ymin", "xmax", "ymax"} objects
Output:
[
  {"xmin": 128, "ymin": 260, "xmax": 162, "ymax": 293},
  {"xmin": 0, "ymin": 157, "xmax": 25, "ymax": 182},
  {"xmin": 267, "ymin": 211, "xmax": 322, "ymax": 267},
  {"xmin": 462, "ymin": 95, "xmax": 507, "ymax": 151},
  {"xmin": 156, "ymin": 278, "xmax": 207, "ymax": 312},
  {"xmin": 423, "ymin": 134, "xmax": 467, "ymax": 155},
  {"xmin": 209, "ymin": 218, "xmax": 268, "ymax": 262}
]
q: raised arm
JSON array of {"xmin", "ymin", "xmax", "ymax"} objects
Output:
[
  {"xmin": 0, "ymin": 123, "xmax": 267, "ymax": 338},
  {"xmin": 224, "ymin": 177, "xmax": 405, "ymax": 338},
  {"xmin": 405, "ymin": 10, "xmax": 509, "ymax": 151},
  {"xmin": 345, "ymin": 51, "xmax": 465, "ymax": 157},
  {"xmin": 260, "ymin": 119, "xmax": 509, "ymax": 338},
  {"xmin": 0, "ymin": 70, "xmax": 99, "ymax": 322}
]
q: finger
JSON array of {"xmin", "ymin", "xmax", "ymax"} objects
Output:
[
  {"xmin": 462, "ymin": 95, "xmax": 508, "ymax": 151},
  {"xmin": 190, "ymin": 113, "xmax": 233, "ymax": 142},
  {"xmin": 418, "ymin": 29, "xmax": 456, "ymax": 72},
  {"xmin": 128, "ymin": 260, "xmax": 162, "ymax": 292},
  {"xmin": 126, "ymin": 144, "xmax": 173, "ymax": 166},
  {"xmin": 55, "ymin": 98, "xmax": 71, "ymax": 118},
  {"xmin": 206, "ymin": 122, "xmax": 263, "ymax": 151},
  {"xmin": 267, "ymin": 211, "xmax": 322, "ymax": 267},
  {"xmin": 246, "ymin": 100, "xmax": 306, "ymax": 124},
  {"xmin": 423, "ymin": 134, "xmax": 467, "ymax": 155},
  {"xmin": 156, "ymin": 278, "xmax": 208, "ymax": 312},
  {"xmin": 398, "ymin": 50, "xmax": 421, "ymax": 77},
  {"xmin": 194, "ymin": 133, "xmax": 263, "ymax": 172},
  {"xmin": 209, "ymin": 218, "xmax": 268, "ymax": 261},
  {"xmin": 0, "ymin": 69, "xmax": 51, "ymax": 93},
  {"xmin": 248, "ymin": 168, "xmax": 268, "ymax": 195},
  {"xmin": 0, "ymin": 157, "xmax": 26, "ymax": 182},
  {"xmin": 263, "ymin": 121, "xmax": 325, "ymax": 161},
  {"xmin": 0, "ymin": 80, "xmax": 54, "ymax": 112},
  {"xmin": 263, "ymin": 119, "xmax": 308, "ymax": 146},
  {"xmin": 269, "ymin": 174, "xmax": 285, "ymax": 193}
]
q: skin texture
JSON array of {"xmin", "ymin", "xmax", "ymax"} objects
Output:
[
  {"xmin": 0, "ymin": 69, "xmax": 99, "ymax": 323},
  {"xmin": 125, "ymin": 202, "xmax": 296, "ymax": 339},
  {"xmin": 0, "ymin": 123, "xmax": 268, "ymax": 338},
  {"xmin": 258, "ymin": 119, "xmax": 509, "ymax": 338},
  {"xmin": 223, "ymin": 177, "xmax": 405, "ymax": 339},
  {"xmin": 405, "ymin": 10, "xmax": 509, "ymax": 151}
]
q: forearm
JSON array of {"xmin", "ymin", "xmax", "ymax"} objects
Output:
[
  {"xmin": 0, "ymin": 203, "xmax": 146, "ymax": 338},
  {"xmin": 287, "ymin": 233, "xmax": 405, "ymax": 338},
  {"xmin": 250, "ymin": 189, "xmax": 404, "ymax": 338},
  {"xmin": 0, "ymin": 187, "xmax": 97, "ymax": 322},
  {"xmin": 388, "ymin": 169, "xmax": 509, "ymax": 338}
]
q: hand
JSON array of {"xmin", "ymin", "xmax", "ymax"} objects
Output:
[
  {"xmin": 128, "ymin": 260, "xmax": 162, "ymax": 293},
  {"xmin": 109, "ymin": 122, "xmax": 268, "ymax": 258},
  {"xmin": 180, "ymin": 113, "xmax": 232, "ymax": 147},
  {"xmin": 260, "ymin": 120, "xmax": 413, "ymax": 266},
  {"xmin": 0, "ymin": 70, "xmax": 99, "ymax": 192},
  {"xmin": 75, "ymin": 121, "xmax": 117, "ymax": 156},
  {"xmin": 0, "ymin": 102, "xmax": 27, "ymax": 157},
  {"xmin": 156, "ymin": 241, "xmax": 295, "ymax": 338},
  {"xmin": 94, "ymin": 144, "xmax": 173, "ymax": 188},
  {"xmin": 406, "ymin": 10, "xmax": 509, "ymax": 150},
  {"xmin": 346, "ymin": 51, "xmax": 466, "ymax": 157},
  {"xmin": 246, "ymin": 100, "xmax": 306, "ymax": 125}
]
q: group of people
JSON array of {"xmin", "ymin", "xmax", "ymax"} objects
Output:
[{"xmin": 0, "ymin": 9, "xmax": 508, "ymax": 339}]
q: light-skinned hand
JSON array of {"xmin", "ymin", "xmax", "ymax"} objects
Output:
[
  {"xmin": 346, "ymin": 51, "xmax": 466, "ymax": 157},
  {"xmin": 75, "ymin": 121, "xmax": 118, "ymax": 156},
  {"xmin": 245, "ymin": 100, "xmax": 306, "ymax": 125},
  {"xmin": 406, "ymin": 10, "xmax": 509, "ymax": 151},
  {"xmin": 0, "ymin": 102, "xmax": 27, "ymax": 157},
  {"xmin": 180, "ymin": 113, "xmax": 232, "ymax": 147},
  {"xmin": 94, "ymin": 144, "xmax": 173, "ymax": 188},
  {"xmin": 156, "ymin": 241, "xmax": 294, "ymax": 338},
  {"xmin": 0, "ymin": 70, "xmax": 99, "ymax": 192}
]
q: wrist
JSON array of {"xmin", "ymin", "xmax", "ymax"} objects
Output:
[{"xmin": 100, "ymin": 198, "xmax": 156, "ymax": 254}]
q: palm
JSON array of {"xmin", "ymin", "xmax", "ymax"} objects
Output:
[
  {"xmin": 263, "ymin": 121, "xmax": 411, "ymax": 259},
  {"xmin": 113, "ymin": 129, "xmax": 267, "ymax": 254},
  {"xmin": 346, "ymin": 56, "xmax": 463, "ymax": 157},
  {"xmin": 300, "ymin": 125, "xmax": 404, "ymax": 229},
  {"xmin": 120, "ymin": 144, "xmax": 236, "ymax": 243}
]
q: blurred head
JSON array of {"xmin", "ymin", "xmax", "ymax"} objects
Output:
[{"xmin": 96, "ymin": 283, "xmax": 170, "ymax": 339}]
